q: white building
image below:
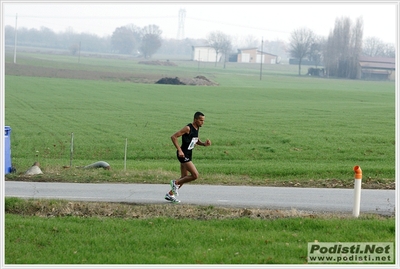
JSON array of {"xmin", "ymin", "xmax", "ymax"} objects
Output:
[
  {"xmin": 192, "ymin": 46, "xmax": 221, "ymax": 62},
  {"xmin": 237, "ymin": 48, "xmax": 278, "ymax": 64}
]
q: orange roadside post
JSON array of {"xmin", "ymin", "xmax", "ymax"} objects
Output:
[{"xmin": 353, "ymin": 166, "xmax": 362, "ymax": 217}]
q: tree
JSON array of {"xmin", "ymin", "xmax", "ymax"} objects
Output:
[
  {"xmin": 69, "ymin": 43, "xmax": 80, "ymax": 55},
  {"xmin": 221, "ymin": 40, "xmax": 232, "ymax": 69},
  {"xmin": 242, "ymin": 34, "xmax": 259, "ymax": 48},
  {"xmin": 363, "ymin": 37, "xmax": 385, "ymax": 56},
  {"xmin": 309, "ymin": 36, "xmax": 325, "ymax": 68},
  {"xmin": 111, "ymin": 25, "xmax": 140, "ymax": 54},
  {"xmin": 158, "ymin": 38, "xmax": 194, "ymax": 56},
  {"xmin": 289, "ymin": 28, "xmax": 315, "ymax": 75},
  {"xmin": 381, "ymin": 43, "xmax": 396, "ymax": 58},
  {"xmin": 263, "ymin": 40, "xmax": 287, "ymax": 63},
  {"xmin": 4, "ymin": 24, "xmax": 112, "ymax": 53},
  {"xmin": 363, "ymin": 37, "xmax": 395, "ymax": 57},
  {"xmin": 323, "ymin": 16, "xmax": 363, "ymax": 79},
  {"xmin": 4, "ymin": 25, "xmax": 15, "ymax": 45},
  {"xmin": 348, "ymin": 17, "xmax": 363, "ymax": 79},
  {"xmin": 38, "ymin": 27, "xmax": 58, "ymax": 47},
  {"xmin": 139, "ymin": 24, "xmax": 162, "ymax": 58},
  {"xmin": 207, "ymin": 31, "xmax": 232, "ymax": 67}
]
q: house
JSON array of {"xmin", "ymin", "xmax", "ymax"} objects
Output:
[
  {"xmin": 358, "ymin": 56, "xmax": 395, "ymax": 80},
  {"xmin": 192, "ymin": 46, "xmax": 221, "ymax": 62},
  {"xmin": 237, "ymin": 47, "xmax": 278, "ymax": 64}
]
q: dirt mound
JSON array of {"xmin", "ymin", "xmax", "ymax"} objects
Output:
[
  {"xmin": 156, "ymin": 77, "xmax": 185, "ymax": 85},
  {"xmin": 194, "ymin": 75, "xmax": 211, "ymax": 82},
  {"xmin": 139, "ymin": 60, "xmax": 177, "ymax": 66},
  {"xmin": 156, "ymin": 76, "xmax": 218, "ymax": 86}
]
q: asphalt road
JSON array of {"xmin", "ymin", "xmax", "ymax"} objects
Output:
[{"xmin": 4, "ymin": 181, "xmax": 396, "ymax": 215}]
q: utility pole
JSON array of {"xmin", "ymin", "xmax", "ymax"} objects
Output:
[
  {"xmin": 13, "ymin": 13, "xmax": 18, "ymax": 64},
  {"xmin": 259, "ymin": 38, "xmax": 263, "ymax": 80},
  {"xmin": 78, "ymin": 41, "xmax": 81, "ymax": 63}
]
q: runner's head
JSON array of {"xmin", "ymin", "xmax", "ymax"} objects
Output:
[{"xmin": 193, "ymin": 111, "xmax": 205, "ymax": 128}]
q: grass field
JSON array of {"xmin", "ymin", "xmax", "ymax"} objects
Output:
[
  {"xmin": 4, "ymin": 51, "xmax": 395, "ymax": 186},
  {"xmin": 4, "ymin": 197, "xmax": 396, "ymax": 264},
  {"xmin": 5, "ymin": 213, "xmax": 395, "ymax": 264},
  {"xmin": 3, "ymin": 51, "xmax": 396, "ymax": 265}
]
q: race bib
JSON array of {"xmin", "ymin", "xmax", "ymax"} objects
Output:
[{"xmin": 188, "ymin": 137, "xmax": 199, "ymax": 150}]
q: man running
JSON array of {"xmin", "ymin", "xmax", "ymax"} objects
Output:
[{"xmin": 165, "ymin": 111, "xmax": 211, "ymax": 203}]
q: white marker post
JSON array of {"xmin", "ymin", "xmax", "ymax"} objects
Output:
[
  {"xmin": 124, "ymin": 138, "xmax": 128, "ymax": 171},
  {"xmin": 70, "ymin": 132, "xmax": 74, "ymax": 168},
  {"xmin": 352, "ymin": 166, "xmax": 362, "ymax": 217}
]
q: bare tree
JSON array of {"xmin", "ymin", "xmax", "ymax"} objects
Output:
[
  {"xmin": 289, "ymin": 28, "xmax": 315, "ymax": 75},
  {"xmin": 363, "ymin": 37, "xmax": 385, "ymax": 56},
  {"xmin": 381, "ymin": 43, "xmax": 396, "ymax": 58},
  {"xmin": 139, "ymin": 24, "xmax": 163, "ymax": 58},
  {"xmin": 243, "ymin": 35, "xmax": 259, "ymax": 48},
  {"xmin": 363, "ymin": 37, "xmax": 395, "ymax": 57},
  {"xmin": 207, "ymin": 31, "xmax": 232, "ymax": 67},
  {"xmin": 221, "ymin": 39, "xmax": 232, "ymax": 69},
  {"xmin": 264, "ymin": 40, "xmax": 287, "ymax": 63},
  {"xmin": 309, "ymin": 36, "xmax": 325, "ymax": 68}
]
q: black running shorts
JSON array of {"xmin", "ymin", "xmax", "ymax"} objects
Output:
[{"xmin": 177, "ymin": 150, "xmax": 192, "ymax": 163}]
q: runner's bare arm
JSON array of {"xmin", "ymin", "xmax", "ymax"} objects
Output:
[
  {"xmin": 197, "ymin": 139, "xmax": 211, "ymax": 146},
  {"xmin": 171, "ymin": 126, "xmax": 190, "ymax": 155}
]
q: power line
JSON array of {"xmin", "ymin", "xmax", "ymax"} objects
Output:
[
  {"xmin": 187, "ymin": 16, "xmax": 291, "ymax": 35},
  {"xmin": 177, "ymin": 8, "xmax": 186, "ymax": 40},
  {"xmin": 3, "ymin": 14, "xmax": 176, "ymax": 20}
]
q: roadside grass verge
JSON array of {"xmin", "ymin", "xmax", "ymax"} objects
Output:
[{"xmin": 5, "ymin": 198, "xmax": 395, "ymax": 264}]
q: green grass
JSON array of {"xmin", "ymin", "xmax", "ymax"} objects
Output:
[
  {"xmin": 4, "ymin": 55, "xmax": 395, "ymax": 183},
  {"xmin": 3, "ymin": 52, "xmax": 396, "ymax": 265},
  {"xmin": 5, "ymin": 210, "xmax": 395, "ymax": 264}
]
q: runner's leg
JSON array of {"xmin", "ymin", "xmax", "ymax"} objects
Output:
[{"xmin": 177, "ymin": 161, "xmax": 199, "ymax": 187}]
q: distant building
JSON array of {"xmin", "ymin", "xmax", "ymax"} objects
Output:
[
  {"xmin": 358, "ymin": 56, "xmax": 395, "ymax": 80},
  {"xmin": 236, "ymin": 47, "xmax": 278, "ymax": 64},
  {"xmin": 192, "ymin": 46, "xmax": 221, "ymax": 62}
]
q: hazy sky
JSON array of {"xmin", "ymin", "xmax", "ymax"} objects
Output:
[{"xmin": 2, "ymin": 1, "xmax": 398, "ymax": 44}]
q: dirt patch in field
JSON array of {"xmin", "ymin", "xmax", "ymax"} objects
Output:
[
  {"xmin": 7, "ymin": 199, "xmax": 390, "ymax": 220},
  {"xmin": 156, "ymin": 75, "xmax": 218, "ymax": 86},
  {"xmin": 5, "ymin": 63, "xmax": 218, "ymax": 86},
  {"xmin": 5, "ymin": 63, "xmax": 161, "ymax": 83}
]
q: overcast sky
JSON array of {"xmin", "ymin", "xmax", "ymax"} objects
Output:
[{"xmin": 2, "ymin": 1, "xmax": 398, "ymax": 44}]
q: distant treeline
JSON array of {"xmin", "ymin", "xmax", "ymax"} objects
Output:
[{"xmin": 4, "ymin": 25, "xmax": 202, "ymax": 57}]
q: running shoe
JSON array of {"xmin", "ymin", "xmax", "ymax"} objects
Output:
[
  {"xmin": 170, "ymin": 180, "xmax": 179, "ymax": 196},
  {"xmin": 164, "ymin": 193, "xmax": 180, "ymax": 204}
]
